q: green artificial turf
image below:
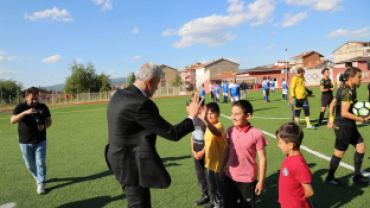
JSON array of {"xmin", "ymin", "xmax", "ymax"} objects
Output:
[{"xmin": 1, "ymin": 86, "xmax": 370, "ymax": 208}]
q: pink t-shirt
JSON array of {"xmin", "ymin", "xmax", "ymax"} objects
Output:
[
  {"xmin": 225, "ymin": 125, "xmax": 269, "ymax": 183},
  {"xmin": 279, "ymin": 154, "xmax": 312, "ymax": 208}
]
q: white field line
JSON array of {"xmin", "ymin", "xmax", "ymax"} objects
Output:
[
  {"xmin": 221, "ymin": 114, "xmax": 370, "ymax": 177},
  {"xmin": 0, "ymin": 203, "xmax": 17, "ymax": 208}
]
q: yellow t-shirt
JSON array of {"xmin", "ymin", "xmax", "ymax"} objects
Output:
[
  {"xmin": 204, "ymin": 122, "xmax": 226, "ymax": 172},
  {"xmin": 291, "ymin": 75, "xmax": 307, "ymax": 99}
]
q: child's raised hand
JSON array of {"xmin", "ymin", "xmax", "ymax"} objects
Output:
[
  {"xmin": 255, "ymin": 181, "xmax": 265, "ymax": 195},
  {"xmin": 199, "ymin": 106, "xmax": 208, "ymax": 122}
]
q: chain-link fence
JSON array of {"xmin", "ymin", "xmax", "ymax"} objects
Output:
[{"xmin": 0, "ymin": 87, "xmax": 195, "ymax": 112}]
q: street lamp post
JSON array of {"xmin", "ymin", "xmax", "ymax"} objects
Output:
[{"xmin": 285, "ymin": 49, "xmax": 288, "ymax": 83}]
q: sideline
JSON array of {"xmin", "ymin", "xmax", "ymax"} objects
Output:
[
  {"xmin": 221, "ymin": 114, "xmax": 370, "ymax": 177},
  {"xmin": 0, "ymin": 203, "xmax": 17, "ymax": 208}
]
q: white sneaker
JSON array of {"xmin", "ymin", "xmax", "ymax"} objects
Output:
[{"xmin": 37, "ymin": 183, "xmax": 45, "ymax": 194}]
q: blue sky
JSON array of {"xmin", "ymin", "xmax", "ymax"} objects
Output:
[{"xmin": 0, "ymin": 0, "xmax": 369, "ymax": 88}]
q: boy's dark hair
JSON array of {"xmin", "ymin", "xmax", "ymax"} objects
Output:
[
  {"xmin": 232, "ymin": 100, "xmax": 253, "ymax": 115},
  {"xmin": 343, "ymin": 67, "xmax": 362, "ymax": 80},
  {"xmin": 275, "ymin": 122, "xmax": 304, "ymax": 149},
  {"xmin": 206, "ymin": 102, "xmax": 220, "ymax": 113},
  {"xmin": 321, "ymin": 68, "xmax": 329, "ymax": 75},
  {"xmin": 25, "ymin": 87, "xmax": 39, "ymax": 96},
  {"xmin": 297, "ymin": 68, "xmax": 305, "ymax": 74},
  {"xmin": 262, "ymin": 76, "xmax": 266, "ymax": 80}
]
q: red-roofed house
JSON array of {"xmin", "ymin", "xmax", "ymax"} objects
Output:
[{"xmin": 290, "ymin": 51, "xmax": 326, "ymax": 70}]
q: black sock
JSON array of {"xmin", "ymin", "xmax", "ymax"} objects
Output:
[
  {"xmin": 354, "ymin": 152, "xmax": 365, "ymax": 176},
  {"xmin": 328, "ymin": 155, "xmax": 341, "ymax": 180},
  {"xmin": 319, "ymin": 112, "xmax": 324, "ymax": 123},
  {"xmin": 282, "ymin": 94, "xmax": 284, "ymax": 99}
]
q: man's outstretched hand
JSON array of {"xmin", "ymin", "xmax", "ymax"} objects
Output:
[{"xmin": 186, "ymin": 93, "xmax": 204, "ymax": 119}]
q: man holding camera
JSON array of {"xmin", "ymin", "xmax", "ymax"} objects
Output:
[{"xmin": 11, "ymin": 87, "xmax": 52, "ymax": 194}]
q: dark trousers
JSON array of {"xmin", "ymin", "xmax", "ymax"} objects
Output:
[
  {"xmin": 194, "ymin": 144, "xmax": 209, "ymax": 196},
  {"xmin": 122, "ymin": 184, "xmax": 151, "ymax": 208},
  {"xmin": 224, "ymin": 176, "xmax": 257, "ymax": 208},
  {"xmin": 206, "ymin": 169, "xmax": 224, "ymax": 204}
]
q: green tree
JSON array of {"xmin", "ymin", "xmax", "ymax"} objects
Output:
[
  {"xmin": 127, "ymin": 72, "xmax": 136, "ymax": 87},
  {"xmin": 64, "ymin": 61, "xmax": 99, "ymax": 93},
  {"xmin": 0, "ymin": 79, "xmax": 23, "ymax": 100},
  {"xmin": 171, "ymin": 73, "xmax": 183, "ymax": 87},
  {"xmin": 97, "ymin": 72, "xmax": 111, "ymax": 92}
]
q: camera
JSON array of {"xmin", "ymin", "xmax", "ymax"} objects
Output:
[{"xmin": 32, "ymin": 108, "xmax": 46, "ymax": 126}]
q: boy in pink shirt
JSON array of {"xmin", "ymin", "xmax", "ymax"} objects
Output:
[
  {"xmin": 219, "ymin": 100, "xmax": 268, "ymax": 208},
  {"xmin": 276, "ymin": 122, "xmax": 314, "ymax": 208}
]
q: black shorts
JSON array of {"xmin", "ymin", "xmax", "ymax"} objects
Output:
[
  {"xmin": 321, "ymin": 94, "xmax": 333, "ymax": 107},
  {"xmin": 295, "ymin": 97, "xmax": 309, "ymax": 108},
  {"xmin": 334, "ymin": 121, "xmax": 364, "ymax": 151},
  {"xmin": 265, "ymin": 89, "xmax": 269, "ymax": 96}
]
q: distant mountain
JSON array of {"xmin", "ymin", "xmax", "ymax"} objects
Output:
[{"xmin": 44, "ymin": 77, "xmax": 128, "ymax": 91}]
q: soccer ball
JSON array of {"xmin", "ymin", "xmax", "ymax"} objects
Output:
[{"xmin": 353, "ymin": 101, "xmax": 370, "ymax": 118}]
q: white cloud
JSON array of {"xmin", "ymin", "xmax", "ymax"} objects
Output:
[
  {"xmin": 0, "ymin": 51, "xmax": 7, "ymax": 55},
  {"xmin": 199, "ymin": 60, "xmax": 208, "ymax": 64},
  {"xmin": 133, "ymin": 27, "xmax": 139, "ymax": 34},
  {"xmin": 323, "ymin": 54, "xmax": 334, "ymax": 61},
  {"xmin": 286, "ymin": 0, "xmax": 344, "ymax": 12},
  {"xmin": 282, "ymin": 12, "xmax": 307, "ymax": 27},
  {"xmin": 172, "ymin": 0, "xmax": 275, "ymax": 48},
  {"xmin": 273, "ymin": 23, "xmax": 280, "ymax": 27},
  {"xmin": 132, "ymin": 55, "xmax": 141, "ymax": 60},
  {"xmin": 270, "ymin": 32, "xmax": 276, "ymax": 35},
  {"xmin": 227, "ymin": 0, "xmax": 245, "ymax": 13},
  {"xmin": 108, "ymin": 70, "xmax": 114, "ymax": 74},
  {"xmin": 74, "ymin": 58, "xmax": 83, "ymax": 63},
  {"xmin": 0, "ymin": 56, "xmax": 4, "ymax": 62},
  {"xmin": 92, "ymin": 0, "xmax": 113, "ymax": 11},
  {"xmin": 0, "ymin": 69, "xmax": 20, "ymax": 75},
  {"xmin": 267, "ymin": 44, "xmax": 275, "ymax": 50},
  {"xmin": 327, "ymin": 26, "xmax": 370, "ymax": 38},
  {"xmin": 268, "ymin": 17, "xmax": 274, "ymax": 23},
  {"xmin": 6, "ymin": 56, "xmax": 22, "ymax": 61},
  {"xmin": 162, "ymin": 29, "xmax": 174, "ymax": 36},
  {"xmin": 226, "ymin": 57, "xmax": 240, "ymax": 63},
  {"xmin": 246, "ymin": 46, "xmax": 254, "ymax": 50},
  {"xmin": 42, "ymin": 55, "xmax": 62, "ymax": 63},
  {"xmin": 24, "ymin": 7, "xmax": 74, "ymax": 22}
]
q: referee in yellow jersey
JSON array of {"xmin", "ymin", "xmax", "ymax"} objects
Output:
[{"xmin": 291, "ymin": 68, "xmax": 316, "ymax": 129}]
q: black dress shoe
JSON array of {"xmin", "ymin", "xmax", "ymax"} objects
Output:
[
  {"xmin": 203, "ymin": 201, "xmax": 214, "ymax": 208},
  {"xmin": 195, "ymin": 195, "xmax": 210, "ymax": 206},
  {"xmin": 315, "ymin": 123, "xmax": 322, "ymax": 127}
]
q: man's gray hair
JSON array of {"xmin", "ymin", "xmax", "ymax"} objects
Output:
[{"xmin": 136, "ymin": 62, "xmax": 162, "ymax": 82}]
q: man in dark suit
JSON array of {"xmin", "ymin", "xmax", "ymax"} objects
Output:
[{"xmin": 106, "ymin": 62, "xmax": 203, "ymax": 208}]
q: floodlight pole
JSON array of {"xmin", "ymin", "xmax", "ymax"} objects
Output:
[{"xmin": 285, "ymin": 49, "xmax": 288, "ymax": 84}]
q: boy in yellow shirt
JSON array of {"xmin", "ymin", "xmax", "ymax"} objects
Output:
[
  {"xmin": 291, "ymin": 68, "xmax": 316, "ymax": 130},
  {"xmin": 199, "ymin": 102, "xmax": 226, "ymax": 208}
]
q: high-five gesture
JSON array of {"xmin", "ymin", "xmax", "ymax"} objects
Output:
[{"xmin": 186, "ymin": 93, "xmax": 204, "ymax": 119}]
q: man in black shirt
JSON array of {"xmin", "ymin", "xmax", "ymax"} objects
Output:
[
  {"xmin": 240, "ymin": 81, "xmax": 247, "ymax": 100},
  {"xmin": 326, "ymin": 67, "xmax": 370, "ymax": 186},
  {"xmin": 317, "ymin": 68, "xmax": 334, "ymax": 126},
  {"xmin": 11, "ymin": 87, "xmax": 52, "ymax": 194}
]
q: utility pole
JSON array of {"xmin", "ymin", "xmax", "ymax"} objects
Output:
[{"xmin": 285, "ymin": 49, "xmax": 288, "ymax": 84}]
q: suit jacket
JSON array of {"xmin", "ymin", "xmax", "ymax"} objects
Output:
[{"xmin": 105, "ymin": 85, "xmax": 194, "ymax": 189}]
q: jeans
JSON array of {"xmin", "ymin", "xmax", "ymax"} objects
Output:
[
  {"xmin": 19, "ymin": 140, "xmax": 47, "ymax": 184},
  {"xmin": 206, "ymin": 169, "xmax": 224, "ymax": 205},
  {"xmin": 240, "ymin": 91, "xmax": 246, "ymax": 100}
]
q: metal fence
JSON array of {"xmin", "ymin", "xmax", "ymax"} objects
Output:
[{"xmin": 0, "ymin": 87, "xmax": 193, "ymax": 111}]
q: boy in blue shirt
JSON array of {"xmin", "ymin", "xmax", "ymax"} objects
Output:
[
  {"xmin": 228, "ymin": 79, "xmax": 240, "ymax": 104},
  {"xmin": 214, "ymin": 83, "xmax": 221, "ymax": 104},
  {"xmin": 200, "ymin": 84, "xmax": 205, "ymax": 101},
  {"xmin": 222, "ymin": 81, "xmax": 229, "ymax": 104},
  {"xmin": 282, "ymin": 78, "xmax": 288, "ymax": 101},
  {"xmin": 270, "ymin": 78, "xmax": 275, "ymax": 93},
  {"xmin": 262, "ymin": 77, "xmax": 269, "ymax": 102}
]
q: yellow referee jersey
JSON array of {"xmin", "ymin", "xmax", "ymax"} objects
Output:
[{"xmin": 291, "ymin": 75, "xmax": 307, "ymax": 99}]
